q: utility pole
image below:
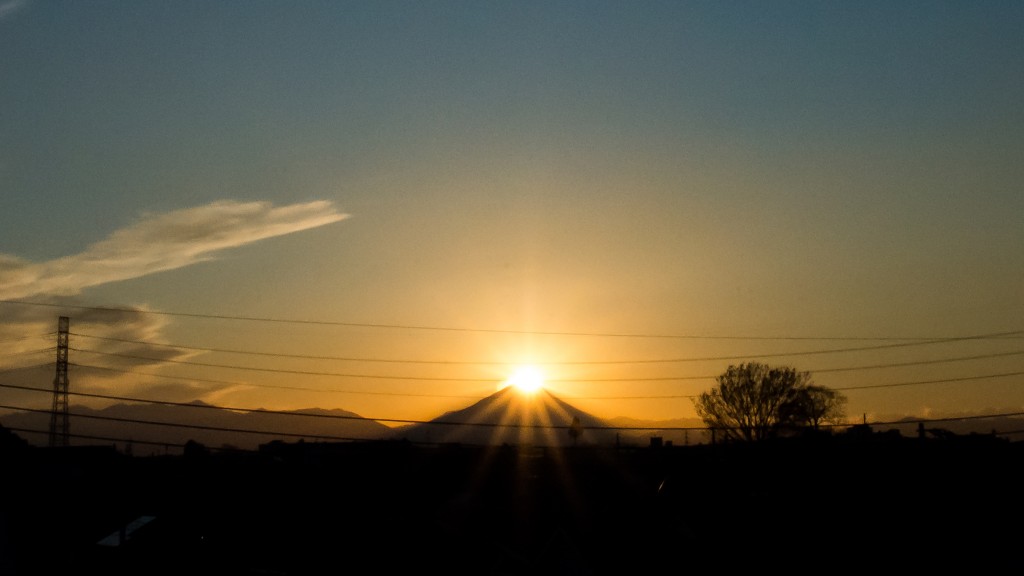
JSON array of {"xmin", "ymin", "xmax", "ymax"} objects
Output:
[{"xmin": 48, "ymin": 316, "xmax": 70, "ymax": 448}]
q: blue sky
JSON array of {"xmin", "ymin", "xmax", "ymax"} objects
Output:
[{"xmin": 1, "ymin": 1, "xmax": 1022, "ymax": 425}]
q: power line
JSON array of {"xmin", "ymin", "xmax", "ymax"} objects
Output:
[
  {"xmin": 0, "ymin": 333, "xmax": 52, "ymax": 344},
  {"xmin": 809, "ymin": 350, "xmax": 1024, "ymax": 373},
  {"xmin": 2, "ymin": 383, "xmax": 647, "ymax": 429},
  {"xmin": 2, "ymin": 392, "xmax": 1023, "ymax": 437},
  {"xmin": 73, "ymin": 333, "xmax": 517, "ymax": 365},
  {"xmin": 69, "ymin": 331, "xmax": 1024, "ymax": 367},
  {"xmin": 545, "ymin": 371, "xmax": 1024, "ymax": 400},
  {"xmin": 0, "ymin": 348, "xmax": 51, "ymax": 359},
  {"xmin": 71, "ymin": 358, "xmax": 715, "ymax": 388},
  {"xmin": 0, "ymin": 383, "xmax": 391, "ymax": 423},
  {"xmin": 0, "ymin": 363, "xmax": 51, "ymax": 375},
  {"xmin": 10, "ymin": 302, "xmax": 1024, "ymax": 426},
  {"xmin": 6, "ymin": 422, "xmax": 1022, "ymax": 458},
  {"xmin": 70, "ymin": 347, "xmax": 501, "ymax": 382},
  {"xmin": 8, "ymin": 360, "xmax": 1024, "ymax": 405},
  {"xmin": 836, "ymin": 371, "xmax": 1024, "ymax": 391},
  {"xmin": 0, "ymin": 400, "xmax": 625, "ymax": 432},
  {"xmin": 6, "ymin": 299, "xmax": 1022, "ymax": 341},
  {"xmin": 1, "ymin": 426, "xmax": 253, "ymax": 452},
  {"xmin": 0, "ymin": 404, "xmax": 374, "ymax": 441},
  {"xmin": 69, "ymin": 362, "xmax": 485, "ymax": 398},
  {"xmin": 62, "ymin": 361, "xmax": 1024, "ymax": 401},
  {"xmin": 66, "ymin": 343, "xmax": 1024, "ymax": 386}
]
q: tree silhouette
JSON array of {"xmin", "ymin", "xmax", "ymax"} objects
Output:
[
  {"xmin": 779, "ymin": 384, "xmax": 847, "ymax": 431},
  {"xmin": 693, "ymin": 362, "xmax": 845, "ymax": 441}
]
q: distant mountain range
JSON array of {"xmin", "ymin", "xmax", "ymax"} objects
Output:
[
  {"xmin": 0, "ymin": 401, "xmax": 393, "ymax": 454},
  {"xmin": 0, "ymin": 387, "xmax": 650, "ymax": 452},
  {"xmin": 2, "ymin": 387, "xmax": 1020, "ymax": 454}
]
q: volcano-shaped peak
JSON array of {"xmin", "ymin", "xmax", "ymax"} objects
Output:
[{"xmin": 391, "ymin": 386, "xmax": 617, "ymax": 447}]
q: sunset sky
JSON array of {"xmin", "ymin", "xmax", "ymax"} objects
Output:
[{"xmin": 1, "ymin": 1, "xmax": 1022, "ymax": 431}]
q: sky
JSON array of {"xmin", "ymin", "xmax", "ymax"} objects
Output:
[{"xmin": 1, "ymin": 1, "xmax": 1022, "ymax": 433}]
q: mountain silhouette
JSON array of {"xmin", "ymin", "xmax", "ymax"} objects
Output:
[
  {"xmin": 387, "ymin": 385, "xmax": 621, "ymax": 447},
  {"xmin": 0, "ymin": 401, "xmax": 393, "ymax": 453},
  {"xmin": 4, "ymin": 392, "xmax": 1019, "ymax": 454}
]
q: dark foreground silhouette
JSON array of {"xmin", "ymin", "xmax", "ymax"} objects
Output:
[{"xmin": 1, "ymin": 429, "xmax": 1021, "ymax": 575}]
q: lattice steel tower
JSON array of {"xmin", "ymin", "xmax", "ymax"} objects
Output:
[{"xmin": 49, "ymin": 316, "xmax": 70, "ymax": 448}]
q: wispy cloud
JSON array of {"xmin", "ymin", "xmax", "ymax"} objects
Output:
[
  {"xmin": 0, "ymin": 301, "xmax": 180, "ymax": 368},
  {"xmin": 0, "ymin": 301, "xmax": 207, "ymax": 408},
  {"xmin": 0, "ymin": 199, "xmax": 349, "ymax": 300},
  {"xmin": 0, "ymin": 0, "xmax": 28, "ymax": 21},
  {"xmin": 0, "ymin": 199, "xmax": 347, "ymax": 407}
]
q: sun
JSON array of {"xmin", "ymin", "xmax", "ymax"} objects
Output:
[{"xmin": 503, "ymin": 365, "xmax": 546, "ymax": 395}]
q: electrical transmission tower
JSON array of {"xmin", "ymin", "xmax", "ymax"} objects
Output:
[{"xmin": 49, "ymin": 316, "xmax": 70, "ymax": 448}]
